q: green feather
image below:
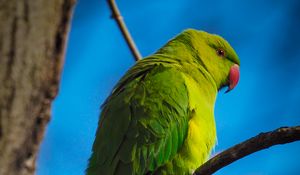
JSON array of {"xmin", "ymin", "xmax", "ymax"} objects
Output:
[{"xmin": 86, "ymin": 29, "xmax": 240, "ymax": 175}]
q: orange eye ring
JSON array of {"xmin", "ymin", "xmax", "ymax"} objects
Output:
[{"xmin": 217, "ymin": 49, "xmax": 225, "ymax": 57}]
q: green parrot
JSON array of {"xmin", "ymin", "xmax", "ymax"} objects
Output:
[{"xmin": 86, "ymin": 29, "xmax": 240, "ymax": 175}]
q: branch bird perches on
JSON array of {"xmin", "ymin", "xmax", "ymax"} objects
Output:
[
  {"xmin": 195, "ymin": 126, "xmax": 300, "ymax": 175},
  {"xmin": 106, "ymin": 1, "xmax": 300, "ymax": 174}
]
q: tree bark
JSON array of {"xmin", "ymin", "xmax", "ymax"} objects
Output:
[{"xmin": 0, "ymin": 0, "xmax": 75, "ymax": 174}]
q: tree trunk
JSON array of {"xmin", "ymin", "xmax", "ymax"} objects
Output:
[{"xmin": 0, "ymin": 0, "xmax": 75, "ymax": 174}]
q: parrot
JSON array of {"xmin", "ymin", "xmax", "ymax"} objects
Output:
[{"xmin": 86, "ymin": 29, "xmax": 240, "ymax": 175}]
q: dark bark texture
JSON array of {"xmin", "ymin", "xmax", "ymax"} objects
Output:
[{"xmin": 0, "ymin": 0, "xmax": 75, "ymax": 174}]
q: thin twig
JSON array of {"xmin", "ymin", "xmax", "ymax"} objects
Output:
[
  {"xmin": 195, "ymin": 126, "xmax": 300, "ymax": 175},
  {"xmin": 107, "ymin": 0, "xmax": 142, "ymax": 61}
]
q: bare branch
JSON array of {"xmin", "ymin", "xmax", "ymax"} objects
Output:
[
  {"xmin": 195, "ymin": 126, "xmax": 300, "ymax": 175},
  {"xmin": 107, "ymin": 0, "xmax": 142, "ymax": 61}
]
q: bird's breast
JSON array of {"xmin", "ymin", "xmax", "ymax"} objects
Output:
[{"xmin": 176, "ymin": 73, "xmax": 217, "ymax": 173}]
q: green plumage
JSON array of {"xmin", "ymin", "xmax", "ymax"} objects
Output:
[{"xmin": 86, "ymin": 29, "xmax": 240, "ymax": 175}]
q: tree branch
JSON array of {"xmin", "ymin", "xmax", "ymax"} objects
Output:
[
  {"xmin": 107, "ymin": 0, "xmax": 142, "ymax": 61},
  {"xmin": 195, "ymin": 126, "xmax": 300, "ymax": 175}
]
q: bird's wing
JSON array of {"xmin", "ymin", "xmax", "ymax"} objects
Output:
[{"xmin": 86, "ymin": 62, "xmax": 191, "ymax": 175}]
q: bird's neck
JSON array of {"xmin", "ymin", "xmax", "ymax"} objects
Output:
[
  {"xmin": 146, "ymin": 54, "xmax": 218, "ymax": 107},
  {"xmin": 153, "ymin": 44, "xmax": 218, "ymax": 94}
]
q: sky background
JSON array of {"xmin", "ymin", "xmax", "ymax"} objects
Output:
[{"xmin": 37, "ymin": 0, "xmax": 300, "ymax": 174}]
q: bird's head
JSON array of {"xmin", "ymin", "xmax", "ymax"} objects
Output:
[{"xmin": 181, "ymin": 29, "xmax": 240, "ymax": 92}]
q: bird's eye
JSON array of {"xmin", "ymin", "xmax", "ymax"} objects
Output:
[{"xmin": 217, "ymin": 49, "xmax": 225, "ymax": 57}]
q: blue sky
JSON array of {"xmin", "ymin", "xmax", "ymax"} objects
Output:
[{"xmin": 37, "ymin": 0, "xmax": 300, "ymax": 174}]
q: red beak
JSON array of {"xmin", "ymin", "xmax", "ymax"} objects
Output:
[{"xmin": 225, "ymin": 64, "xmax": 240, "ymax": 93}]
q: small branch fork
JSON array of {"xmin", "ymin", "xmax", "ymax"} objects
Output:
[
  {"xmin": 107, "ymin": 0, "xmax": 142, "ymax": 61},
  {"xmin": 195, "ymin": 126, "xmax": 300, "ymax": 175}
]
